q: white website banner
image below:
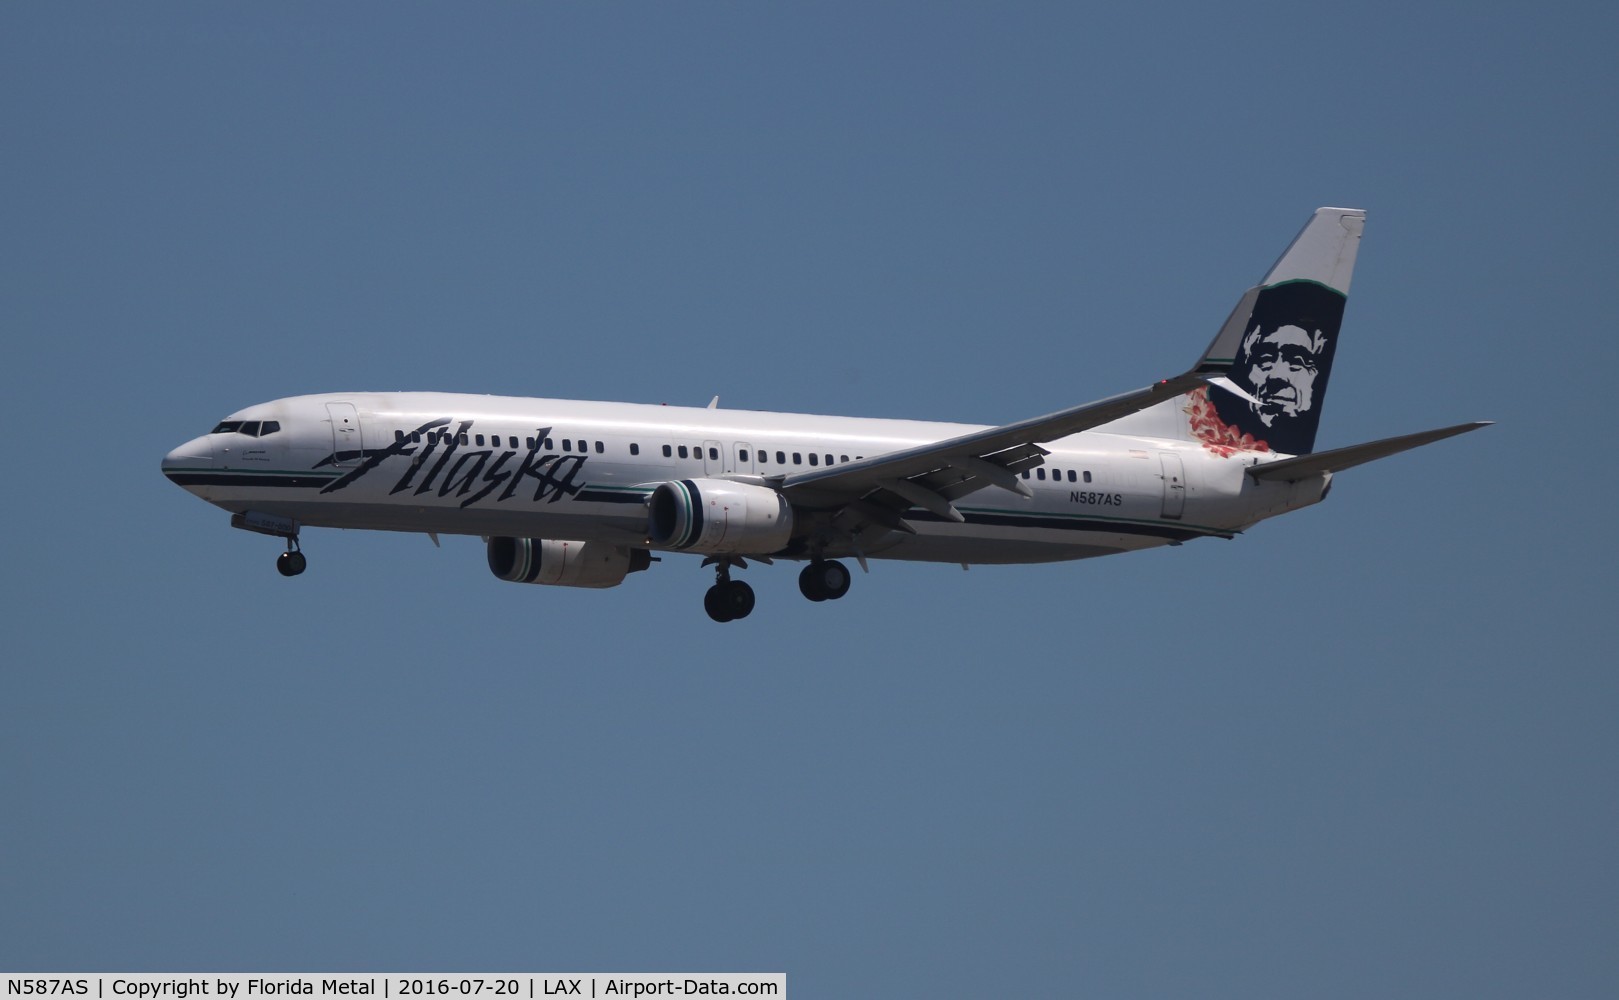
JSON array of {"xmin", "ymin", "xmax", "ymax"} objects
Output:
[{"xmin": 1, "ymin": 977, "xmax": 784, "ymax": 1000}]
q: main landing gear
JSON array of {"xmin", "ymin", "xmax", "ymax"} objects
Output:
[
  {"xmin": 275, "ymin": 539, "xmax": 307, "ymax": 577},
  {"xmin": 703, "ymin": 557, "xmax": 755, "ymax": 623},
  {"xmin": 799, "ymin": 559, "xmax": 851, "ymax": 602},
  {"xmin": 699, "ymin": 557, "xmax": 852, "ymax": 622}
]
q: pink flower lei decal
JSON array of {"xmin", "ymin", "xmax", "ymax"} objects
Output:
[{"xmin": 1183, "ymin": 386, "xmax": 1270, "ymax": 458}]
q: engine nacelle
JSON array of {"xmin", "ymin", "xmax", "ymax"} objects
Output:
[
  {"xmin": 487, "ymin": 537, "xmax": 651, "ymax": 589},
  {"xmin": 647, "ymin": 478, "xmax": 794, "ymax": 555}
]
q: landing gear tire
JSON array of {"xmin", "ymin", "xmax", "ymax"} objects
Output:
[
  {"xmin": 704, "ymin": 580, "xmax": 755, "ymax": 622},
  {"xmin": 799, "ymin": 560, "xmax": 851, "ymax": 602},
  {"xmin": 276, "ymin": 550, "xmax": 307, "ymax": 577}
]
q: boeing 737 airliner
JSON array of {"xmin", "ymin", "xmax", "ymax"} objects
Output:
[{"xmin": 163, "ymin": 208, "xmax": 1488, "ymax": 621}]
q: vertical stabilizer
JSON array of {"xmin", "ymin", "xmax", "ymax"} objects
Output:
[
  {"xmin": 1184, "ymin": 208, "xmax": 1365, "ymax": 456},
  {"xmin": 1262, "ymin": 207, "xmax": 1364, "ymax": 293}
]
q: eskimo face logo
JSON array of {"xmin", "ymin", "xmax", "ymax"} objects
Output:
[
  {"xmin": 1196, "ymin": 280, "xmax": 1347, "ymax": 457},
  {"xmin": 1239, "ymin": 321, "xmax": 1329, "ymax": 425}
]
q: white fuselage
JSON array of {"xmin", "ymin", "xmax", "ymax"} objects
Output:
[{"xmin": 162, "ymin": 392, "xmax": 1328, "ymax": 565}]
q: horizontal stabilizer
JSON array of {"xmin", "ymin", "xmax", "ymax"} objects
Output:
[{"xmin": 1248, "ymin": 421, "xmax": 1492, "ymax": 482}]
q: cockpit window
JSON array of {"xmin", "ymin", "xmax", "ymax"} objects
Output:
[{"xmin": 210, "ymin": 419, "xmax": 280, "ymax": 436}]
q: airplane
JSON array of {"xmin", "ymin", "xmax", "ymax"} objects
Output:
[{"xmin": 162, "ymin": 207, "xmax": 1489, "ymax": 622}]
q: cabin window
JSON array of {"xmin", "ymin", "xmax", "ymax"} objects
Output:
[
  {"xmin": 413, "ymin": 432, "xmax": 422, "ymax": 443},
  {"xmin": 840, "ymin": 455, "xmax": 849, "ymax": 464},
  {"xmin": 595, "ymin": 441, "xmax": 604, "ymax": 454},
  {"xmin": 739, "ymin": 449, "xmax": 749, "ymax": 463},
  {"xmin": 474, "ymin": 434, "xmax": 484, "ymax": 446},
  {"xmin": 526, "ymin": 437, "xmax": 535, "ymax": 449},
  {"xmin": 1068, "ymin": 470, "xmax": 1077, "ymax": 482},
  {"xmin": 663, "ymin": 445, "xmax": 673, "ymax": 457},
  {"xmin": 793, "ymin": 452, "xmax": 802, "ymax": 464},
  {"xmin": 1036, "ymin": 468, "xmax": 1046, "ymax": 480},
  {"xmin": 776, "ymin": 451, "xmax": 786, "ymax": 464},
  {"xmin": 708, "ymin": 447, "xmax": 719, "ymax": 461},
  {"xmin": 458, "ymin": 433, "xmax": 468, "ymax": 446},
  {"xmin": 395, "ymin": 430, "xmax": 405, "ymax": 443},
  {"xmin": 544, "ymin": 437, "xmax": 554, "ymax": 449},
  {"xmin": 630, "ymin": 443, "xmax": 640, "ymax": 456},
  {"xmin": 1021, "ymin": 470, "xmax": 1030, "ymax": 479},
  {"xmin": 1083, "ymin": 471, "xmax": 1092, "ymax": 483},
  {"xmin": 678, "ymin": 445, "xmax": 689, "ymax": 459}
]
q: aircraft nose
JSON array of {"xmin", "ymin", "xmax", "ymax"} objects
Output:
[{"xmin": 162, "ymin": 436, "xmax": 213, "ymax": 483}]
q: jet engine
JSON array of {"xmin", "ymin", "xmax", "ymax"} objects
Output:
[
  {"xmin": 486, "ymin": 537, "xmax": 651, "ymax": 589},
  {"xmin": 647, "ymin": 478, "xmax": 793, "ymax": 555}
]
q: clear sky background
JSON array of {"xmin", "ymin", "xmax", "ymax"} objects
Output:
[{"xmin": 4, "ymin": 3, "xmax": 1615, "ymax": 996}]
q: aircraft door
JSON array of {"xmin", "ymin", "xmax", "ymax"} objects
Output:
[
  {"xmin": 1159, "ymin": 452, "xmax": 1185, "ymax": 520},
  {"xmin": 326, "ymin": 402, "xmax": 363, "ymax": 467},
  {"xmin": 733, "ymin": 442, "xmax": 756, "ymax": 475},
  {"xmin": 703, "ymin": 439, "xmax": 725, "ymax": 476}
]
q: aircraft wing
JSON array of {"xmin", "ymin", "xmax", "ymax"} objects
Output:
[
  {"xmin": 774, "ymin": 283, "xmax": 1274, "ymax": 535},
  {"xmin": 776, "ymin": 372, "xmax": 1209, "ymax": 534}
]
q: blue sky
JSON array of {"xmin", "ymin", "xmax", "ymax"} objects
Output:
[{"xmin": 3, "ymin": 3, "xmax": 1615, "ymax": 996}]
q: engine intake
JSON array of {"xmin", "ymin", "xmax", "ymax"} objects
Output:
[
  {"xmin": 487, "ymin": 537, "xmax": 651, "ymax": 589},
  {"xmin": 647, "ymin": 478, "xmax": 793, "ymax": 555}
]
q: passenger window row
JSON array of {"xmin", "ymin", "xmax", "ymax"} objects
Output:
[
  {"xmin": 657, "ymin": 445, "xmax": 863, "ymax": 467},
  {"xmin": 210, "ymin": 418, "xmax": 1077, "ymax": 487},
  {"xmin": 1021, "ymin": 468, "xmax": 1093, "ymax": 483}
]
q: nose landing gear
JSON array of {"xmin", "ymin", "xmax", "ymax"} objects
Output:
[{"xmin": 231, "ymin": 511, "xmax": 306, "ymax": 577}]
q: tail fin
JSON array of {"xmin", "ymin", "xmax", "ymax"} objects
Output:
[{"xmin": 1189, "ymin": 208, "xmax": 1365, "ymax": 456}]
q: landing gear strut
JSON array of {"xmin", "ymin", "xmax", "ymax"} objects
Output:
[
  {"xmin": 702, "ymin": 557, "xmax": 755, "ymax": 623},
  {"xmin": 799, "ymin": 559, "xmax": 851, "ymax": 602},
  {"xmin": 231, "ymin": 511, "xmax": 306, "ymax": 578}
]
